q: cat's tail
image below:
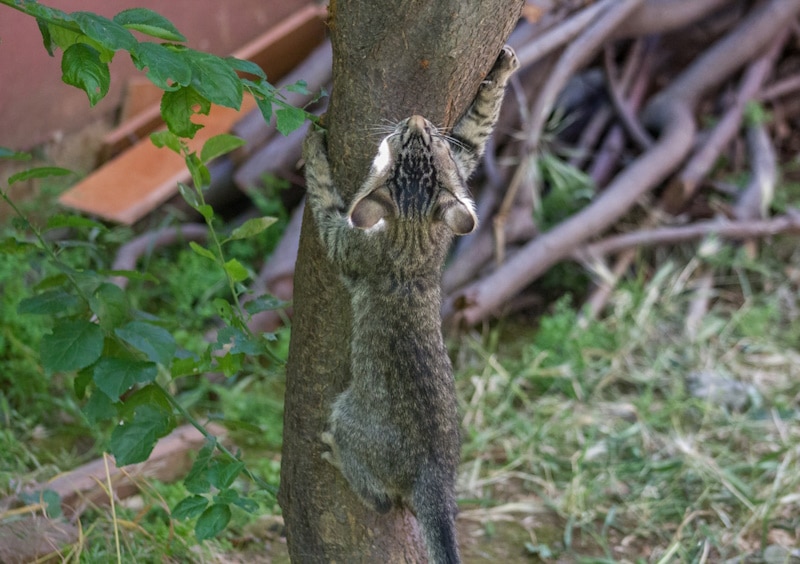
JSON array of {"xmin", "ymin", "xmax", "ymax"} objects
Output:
[{"xmin": 411, "ymin": 473, "xmax": 460, "ymax": 564}]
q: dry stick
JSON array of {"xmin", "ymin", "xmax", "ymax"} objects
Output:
[
  {"xmin": 602, "ymin": 41, "xmax": 654, "ymax": 151},
  {"xmin": 734, "ymin": 124, "xmax": 778, "ymax": 222},
  {"xmin": 760, "ymin": 73, "xmax": 800, "ymax": 102},
  {"xmin": 568, "ymin": 103, "xmax": 613, "ymax": 169},
  {"xmin": 588, "ymin": 47, "xmax": 653, "ymax": 188},
  {"xmin": 491, "ymin": 0, "xmax": 645, "ymax": 262},
  {"xmin": 666, "ymin": 31, "xmax": 787, "ymax": 212},
  {"xmin": 514, "ymin": 0, "xmax": 620, "ymax": 68},
  {"xmin": 446, "ymin": 0, "xmax": 800, "ymax": 325},
  {"xmin": 574, "ymin": 213, "xmax": 800, "ymax": 258},
  {"xmin": 611, "ymin": 0, "xmax": 732, "ymax": 39},
  {"xmin": 734, "ymin": 123, "xmax": 779, "ymax": 257}
]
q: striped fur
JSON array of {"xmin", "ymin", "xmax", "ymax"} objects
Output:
[{"xmin": 305, "ymin": 46, "xmax": 518, "ymax": 563}]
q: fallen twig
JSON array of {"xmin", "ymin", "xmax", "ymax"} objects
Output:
[{"xmin": 575, "ymin": 213, "xmax": 800, "ymax": 259}]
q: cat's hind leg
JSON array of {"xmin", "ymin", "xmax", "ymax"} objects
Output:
[{"xmin": 321, "ymin": 430, "xmax": 393, "ymax": 514}]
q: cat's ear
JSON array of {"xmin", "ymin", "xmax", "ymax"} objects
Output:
[
  {"xmin": 350, "ymin": 186, "xmax": 394, "ymax": 229},
  {"xmin": 438, "ymin": 198, "xmax": 477, "ymax": 235}
]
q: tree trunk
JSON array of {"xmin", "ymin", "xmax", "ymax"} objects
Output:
[{"xmin": 279, "ymin": 1, "xmax": 523, "ymax": 560}]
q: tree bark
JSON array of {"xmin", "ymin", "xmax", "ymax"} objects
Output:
[{"xmin": 279, "ymin": 0, "xmax": 522, "ymax": 561}]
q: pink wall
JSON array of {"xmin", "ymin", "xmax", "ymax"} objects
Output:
[{"xmin": 0, "ymin": 0, "xmax": 309, "ymax": 148}]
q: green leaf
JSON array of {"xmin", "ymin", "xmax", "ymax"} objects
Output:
[
  {"xmin": 195, "ymin": 503, "xmax": 231, "ymax": 541},
  {"xmin": 17, "ymin": 290, "xmax": 80, "ymax": 315},
  {"xmin": 216, "ymin": 351, "xmax": 243, "ymax": 377},
  {"xmin": 208, "ymin": 459, "xmax": 245, "ymax": 489},
  {"xmin": 0, "ymin": 237, "xmax": 39, "ymax": 255},
  {"xmin": 74, "ymin": 367, "xmax": 93, "ymax": 399},
  {"xmin": 284, "ymin": 80, "xmax": 309, "ymax": 94},
  {"xmin": 188, "ymin": 241, "xmax": 217, "ymax": 262},
  {"xmin": 40, "ymin": 320, "xmax": 104, "ymax": 373},
  {"xmin": 161, "ymin": 86, "xmax": 210, "ymax": 138},
  {"xmin": 214, "ymin": 489, "xmax": 259, "ymax": 513},
  {"xmin": 275, "ymin": 106, "xmax": 308, "ymax": 136},
  {"xmin": 178, "ymin": 182, "xmax": 201, "ymax": 209},
  {"xmin": 172, "ymin": 495, "xmax": 209, "ymax": 520},
  {"xmin": 226, "ymin": 216, "xmax": 277, "ymax": 242},
  {"xmin": 185, "ymin": 438, "xmax": 215, "ymax": 494},
  {"xmin": 98, "ymin": 269, "xmax": 159, "ymax": 284},
  {"xmin": 114, "ymin": 8, "xmax": 186, "ymax": 42},
  {"xmin": 83, "ymin": 389, "xmax": 118, "ymax": 424},
  {"xmin": 216, "ymin": 326, "xmax": 263, "ymax": 355},
  {"xmin": 120, "ymin": 383, "xmax": 172, "ymax": 416},
  {"xmin": 185, "ymin": 152, "xmax": 211, "ymax": 189},
  {"xmin": 8, "ymin": 166, "xmax": 73, "ymax": 185},
  {"xmin": 110, "ymin": 404, "xmax": 173, "ymax": 465},
  {"xmin": 212, "ymin": 298, "xmax": 233, "ymax": 323},
  {"xmin": 0, "ymin": 147, "xmax": 32, "ymax": 161},
  {"xmin": 223, "ymin": 258, "xmax": 249, "ymax": 283},
  {"xmin": 197, "ymin": 204, "xmax": 214, "ymax": 221},
  {"xmin": 200, "ymin": 134, "xmax": 245, "ymax": 164},
  {"xmin": 61, "ymin": 43, "xmax": 110, "ymax": 106},
  {"xmin": 225, "ymin": 57, "xmax": 266, "ymax": 80},
  {"xmin": 19, "ymin": 490, "xmax": 62, "ymax": 519},
  {"xmin": 170, "ymin": 355, "xmax": 206, "ymax": 378},
  {"xmin": 244, "ymin": 295, "xmax": 288, "ymax": 315},
  {"xmin": 184, "ymin": 49, "xmax": 242, "ymax": 109},
  {"xmin": 42, "ymin": 490, "xmax": 63, "ymax": 519},
  {"xmin": 45, "ymin": 214, "xmax": 107, "ymax": 232},
  {"xmin": 254, "ymin": 96, "xmax": 273, "ymax": 124},
  {"xmin": 37, "ymin": 19, "xmax": 55, "ymax": 56},
  {"xmin": 93, "ymin": 357, "xmax": 157, "ymax": 401},
  {"xmin": 131, "ymin": 42, "xmax": 191, "ymax": 90},
  {"xmin": 72, "ymin": 12, "xmax": 137, "ymax": 52},
  {"xmin": 115, "ymin": 321, "xmax": 176, "ymax": 365},
  {"xmin": 90, "ymin": 283, "xmax": 130, "ymax": 331},
  {"xmin": 150, "ymin": 130, "xmax": 183, "ymax": 153},
  {"xmin": 45, "ymin": 22, "xmax": 83, "ymax": 54}
]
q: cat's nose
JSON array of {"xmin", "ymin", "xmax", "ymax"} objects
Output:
[{"xmin": 408, "ymin": 115, "xmax": 426, "ymax": 132}]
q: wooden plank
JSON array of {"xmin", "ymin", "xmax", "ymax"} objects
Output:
[
  {"xmin": 0, "ymin": 423, "xmax": 227, "ymax": 563},
  {"xmin": 60, "ymin": 100, "xmax": 255, "ymax": 224},
  {"xmin": 60, "ymin": 5, "xmax": 327, "ymax": 224}
]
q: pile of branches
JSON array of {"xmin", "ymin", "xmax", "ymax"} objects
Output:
[{"xmin": 114, "ymin": 0, "xmax": 800, "ymax": 333}]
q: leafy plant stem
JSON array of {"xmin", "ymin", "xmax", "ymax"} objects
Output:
[
  {"xmin": 155, "ymin": 382, "xmax": 276, "ymax": 494},
  {"xmin": 0, "ymin": 187, "xmax": 93, "ymax": 306},
  {"xmin": 0, "ymin": 0, "xmax": 81, "ymax": 33}
]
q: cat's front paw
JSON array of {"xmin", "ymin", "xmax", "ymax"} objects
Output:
[
  {"xmin": 303, "ymin": 126, "xmax": 334, "ymax": 199},
  {"xmin": 486, "ymin": 46, "xmax": 520, "ymax": 85}
]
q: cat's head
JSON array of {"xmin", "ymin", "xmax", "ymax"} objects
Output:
[{"xmin": 347, "ymin": 115, "xmax": 477, "ymax": 235}]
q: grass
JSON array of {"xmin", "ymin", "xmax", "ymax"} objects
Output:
[{"xmin": 454, "ymin": 245, "xmax": 800, "ymax": 562}]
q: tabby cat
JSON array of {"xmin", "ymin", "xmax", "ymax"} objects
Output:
[{"xmin": 304, "ymin": 46, "xmax": 519, "ymax": 564}]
